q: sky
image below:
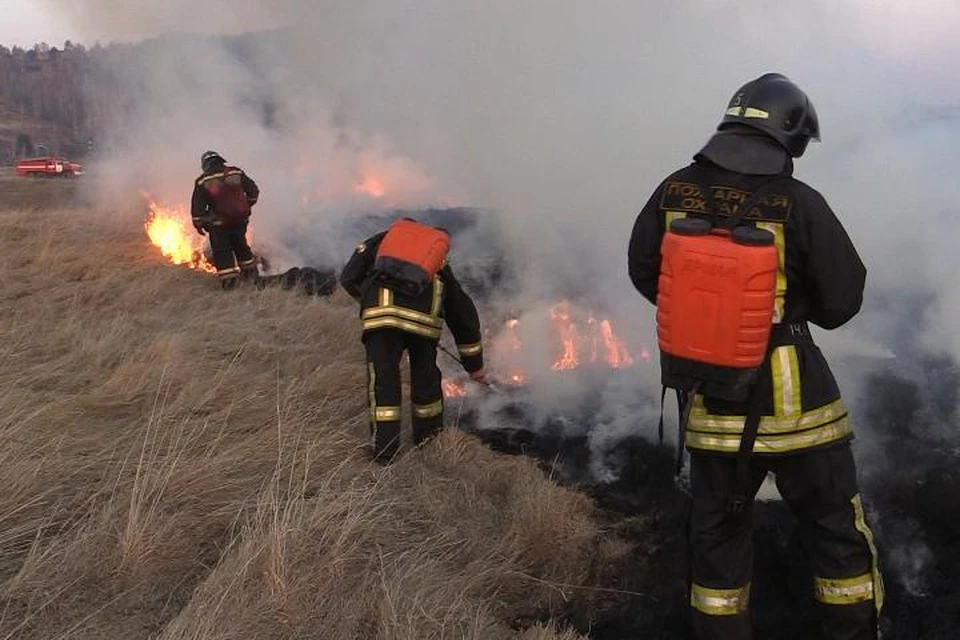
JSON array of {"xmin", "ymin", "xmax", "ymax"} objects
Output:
[
  {"xmin": 0, "ymin": 0, "xmax": 281, "ymax": 48},
  {"xmin": 0, "ymin": 1, "xmax": 72, "ymax": 48}
]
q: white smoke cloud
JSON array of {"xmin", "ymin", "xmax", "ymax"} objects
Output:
[{"xmin": 43, "ymin": 0, "xmax": 960, "ymax": 439}]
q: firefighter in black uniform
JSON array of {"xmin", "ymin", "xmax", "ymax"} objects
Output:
[
  {"xmin": 340, "ymin": 222, "xmax": 486, "ymax": 463},
  {"xmin": 628, "ymin": 73, "xmax": 883, "ymax": 639},
  {"xmin": 191, "ymin": 151, "xmax": 260, "ymax": 289}
]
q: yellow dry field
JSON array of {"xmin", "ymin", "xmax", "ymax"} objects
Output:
[{"xmin": 0, "ymin": 173, "xmax": 626, "ymax": 639}]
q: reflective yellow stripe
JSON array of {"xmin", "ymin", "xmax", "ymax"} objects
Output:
[
  {"xmin": 198, "ymin": 172, "xmax": 225, "ymax": 184},
  {"xmin": 374, "ymin": 406, "xmax": 401, "ymax": 422},
  {"xmin": 690, "ymin": 583, "xmax": 750, "ymax": 616},
  {"xmin": 743, "ymin": 107, "xmax": 769, "ymax": 119},
  {"xmin": 852, "ymin": 494, "xmax": 885, "ymax": 615},
  {"xmin": 686, "ymin": 416, "xmax": 853, "ymax": 454},
  {"xmin": 379, "ymin": 287, "xmax": 393, "ymax": 307},
  {"xmin": 771, "ymin": 345, "xmax": 802, "ymax": 416},
  {"xmin": 413, "ymin": 399, "xmax": 443, "ymax": 419},
  {"xmin": 814, "ymin": 573, "xmax": 875, "ymax": 605},
  {"xmin": 362, "ymin": 317, "xmax": 442, "ymax": 339},
  {"xmin": 431, "ymin": 277, "xmax": 444, "ymax": 316},
  {"xmin": 689, "ymin": 398, "xmax": 847, "ymax": 435},
  {"xmin": 362, "ymin": 306, "xmax": 443, "ymax": 328},
  {"xmin": 238, "ymin": 258, "xmax": 256, "ymax": 267},
  {"xmin": 756, "ymin": 222, "xmax": 785, "ymax": 323},
  {"xmin": 457, "ymin": 342, "xmax": 483, "ymax": 357},
  {"xmin": 217, "ymin": 267, "xmax": 240, "ymax": 277}
]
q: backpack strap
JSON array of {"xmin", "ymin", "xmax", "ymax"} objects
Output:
[
  {"xmin": 720, "ymin": 175, "xmax": 788, "ymax": 230},
  {"xmin": 675, "ymin": 383, "xmax": 697, "ymax": 475},
  {"xmin": 686, "ymin": 164, "xmax": 786, "ymax": 229},
  {"xmin": 724, "ymin": 379, "xmax": 767, "ymax": 528}
]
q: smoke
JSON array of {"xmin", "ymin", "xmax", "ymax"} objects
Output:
[{"xmin": 46, "ymin": 1, "xmax": 960, "ymax": 435}]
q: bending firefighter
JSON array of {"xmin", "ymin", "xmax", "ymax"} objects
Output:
[
  {"xmin": 340, "ymin": 217, "xmax": 486, "ymax": 463},
  {"xmin": 191, "ymin": 150, "xmax": 261, "ymax": 289},
  {"xmin": 628, "ymin": 73, "xmax": 883, "ymax": 639}
]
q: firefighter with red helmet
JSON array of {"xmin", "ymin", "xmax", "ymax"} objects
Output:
[
  {"xmin": 340, "ymin": 217, "xmax": 486, "ymax": 463},
  {"xmin": 191, "ymin": 151, "xmax": 260, "ymax": 289},
  {"xmin": 628, "ymin": 73, "xmax": 883, "ymax": 639}
]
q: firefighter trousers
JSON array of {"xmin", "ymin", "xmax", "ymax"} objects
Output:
[
  {"xmin": 209, "ymin": 222, "xmax": 256, "ymax": 288},
  {"xmin": 689, "ymin": 443, "xmax": 883, "ymax": 640},
  {"xmin": 363, "ymin": 330, "xmax": 445, "ymax": 462}
]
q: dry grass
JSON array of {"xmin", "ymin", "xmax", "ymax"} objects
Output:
[
  {"xmin": 0, "ymin": 168, "xmax": 88, "ymax": 210},
  {"xmin": 0, "ymin": 197, "xmax": 615, "ymax": 639}
]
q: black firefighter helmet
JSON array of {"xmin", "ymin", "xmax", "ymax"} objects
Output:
[
  {"xmin": 719, "ymin": 73, "xmax": 820, "ymax": 158},
  {"xmin": 201, "ymin": 150, "xmax": 226, "ymax": 173}
]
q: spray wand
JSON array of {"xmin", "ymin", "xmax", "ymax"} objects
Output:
[{"xmin": 438, "ymin": 344, "xmax": 502, "ymax": 393}]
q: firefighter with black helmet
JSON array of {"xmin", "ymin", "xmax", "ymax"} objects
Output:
[
  {"xmin": 628, "ymin": 73, "xmax": 883, "ymax": 638},
  {"xmin": 340, "ymin": 217, "xmax": 486, "ymax": 463},
  {"xmin": 191, "ymin": 151, "xmax": 261, "ymax": 289}
]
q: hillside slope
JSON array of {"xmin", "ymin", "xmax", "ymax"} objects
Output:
[{"xmin": 0, "ymin": 188, "xmax": 631, "ymax": 639}]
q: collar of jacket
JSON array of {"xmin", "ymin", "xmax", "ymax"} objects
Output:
[{"xmin": 694, "ymin": 127, "xmax": 794, "ymax": 176}]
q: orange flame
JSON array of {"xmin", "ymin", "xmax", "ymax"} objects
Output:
[
  {"xmin": 442, "ymin": 379, "xmax": 469, "ymax": 397},
  {"xmin": 449, "ymin": 301, "xmax": 650, "ymax": 396},
  {"xmin": 355, "ymin": 174, "xmax": 386, "ymax": 198},
  {"xmin": 598, "ymin": 319, "xmax": 634, "ymax": 368},
  {"xmin": 508, "ymin": 372, "xmax": 526, "ymax": 385},
  {"xmin": 550, "ymin": 301, "xmax": 581, "ymax": 371},
  {"xmin": 502, "ymin": 318, "xmax": 527, "ymax": 383},
  {"xmin": 505, "ymin": 318, "xmax": 522, "ymax": 350},
  {"xmin": 549, "ymin": 301, "xmax": 643, "ymax": 370},
  {"xmin": 144, "ymin": 201, "xmax": 216, "ymax": 273}
]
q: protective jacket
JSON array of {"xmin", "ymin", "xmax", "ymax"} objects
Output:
[
  {"xmin": 628, "ymin": 156, "xmax": 866, "ymax": 456},
  {"xmin": 191, "ymin": 165, "xmax": 260, "ymax": 229},
  {"xmin": 340, "ymin": 231, "xmax": 484, "ymax": 373}
]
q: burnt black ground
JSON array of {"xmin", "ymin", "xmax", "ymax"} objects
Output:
[{"xmin": 458, "ymin": 360, "xmax": 960, "ymax": 639}]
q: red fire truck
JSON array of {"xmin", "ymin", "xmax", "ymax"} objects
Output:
[{"xmin": 15, "ymin": 156, "xmax": 84, "ymax": 178}]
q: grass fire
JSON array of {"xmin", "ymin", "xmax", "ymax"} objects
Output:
[
  {"xmin": 4, "ymin": 6, "xmax": 960, "ymax": 637},
  {"xmin": 441, "ymin": 301, "xmax": 650, "ymax": 399},
  {"xmin": 144, "ymin": 199, "xmax": 216, "ymax": 273}
]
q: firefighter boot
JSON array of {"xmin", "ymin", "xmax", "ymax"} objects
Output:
[
  {"xmin": 239, "ymin": 257, "xmax": 260, "ymax": 285},
  {"xmin": 219, "ymin": 272, "xmax": 240, "ymax": 290}
]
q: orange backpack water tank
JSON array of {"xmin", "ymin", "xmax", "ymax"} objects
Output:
[
  {"xmin": 657, "ymin": 217, "xmax": 778, "ymax": 401},
  {"xmin": 373, "ymin": 218, "xmax": 450, "ymax": 296},
  {"xmin": 204, "ymin": 167, "xmax": 251, "ymax": 225}
]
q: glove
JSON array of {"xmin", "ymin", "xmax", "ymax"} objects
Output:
[
  {"xmin": 193, "ymin": 223, "xmax": 206, "ymax": 236},
  {"xmin": 468, "ymin": 368, "xmax": 487, "ymax": 384}
]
